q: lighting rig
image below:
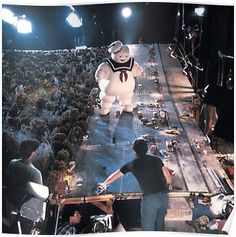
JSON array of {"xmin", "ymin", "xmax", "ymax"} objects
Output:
[
  {"xmin": 217, "ymin": 51, "xmax": 234, "ymax": 89},
  {"xmin": 2, "ymin": 8, "xmax": 32, "ymax": 34},
  {"xmin": 121, "ymin": 7, "xmax": 132, "ymax": 43},
  {"xmin": 169, "ymin": 5, "xmax": 205, "ymax": 91},
  {"xmin": 66, "ymin": 5, "xmax": 83, "ymax": 28}
]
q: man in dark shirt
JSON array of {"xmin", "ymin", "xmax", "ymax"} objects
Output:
[
  {"xmin": 7, "ymin": 139, "xmax": 43, "ymax": 209},
  {"xmin": 98, "ymin": 138, "xmax": 172, "ymax": 231},
  {"xmin": 7, "ymin": 139, "xmax": 43, "ymax": 234}
]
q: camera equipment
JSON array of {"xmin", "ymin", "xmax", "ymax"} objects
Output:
[{"xmin": 90, "ymin": 214, "xmax": 113, "ymax": 233}]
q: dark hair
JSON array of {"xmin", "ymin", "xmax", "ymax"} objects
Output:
[
  {"xmin": 132, "ymin": 138, "xmax": 148, "ymax": 155},
  {"xmin": 61, "ymin": 204, "xmax": 84, "ymax": 221},
  {"xmin": 20, "ymin": 139, "xmax": 40, "ymax": 160}
]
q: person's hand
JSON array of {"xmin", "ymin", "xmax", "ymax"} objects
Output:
[
  {"xmin": 168, "ymin": 184, "xmax": 173, "ymax": 191},
  {"xmin": 168, "ymin": 168, "xmax": 176, "ymax": 176},
  {"xmin": 96, "ymin": 183, "xmax": 108, "ymax": 195},
  {"xmin": 97, "ymin": 182, "xmax": 107, "ymax": 190}
]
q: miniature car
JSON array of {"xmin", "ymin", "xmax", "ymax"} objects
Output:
[
  {"xmin": 140, "ymin": 134, "xmax": 156, "ymax": 143},
  {"xmin": 137, "ymin": 111, "xmax": 143, "ymax": 119},
  {"xmin": 148, "ymin": 103, "xmax": 155, "ymax": 108},
  {"xmin": 159, "ymin": 149, "xmax": 170, "ymax": 159},
  {"xmin": 137, "ymin": 83, "xmax": 143, "ymax": 90},
  {"xmin": 141, "ymin": 117, "xmax": 148, "ymax": 125},
  {"xmin": 136, "ymin": 102, "xmax": 145, "ymax": 107}
]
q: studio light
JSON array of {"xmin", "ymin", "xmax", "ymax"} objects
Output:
[
  {"xmin": 121, "ymin": 7, "xmax": 132, "ymax": 18},
  {"xmin": 16, "ymin": 15, "xmax": 32, "ymax": 34},
  {"xmin": 66, "ymin": 6, "xmax": 83, "ymax": 28},
  {"xmin": 2, "ymin": 8, "xmax": 17, "ymax": 25},
  {"xmin": 195, "ymin": 7, "xmax": 205, "ymax": 17}
]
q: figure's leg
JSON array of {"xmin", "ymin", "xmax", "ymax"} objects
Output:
[
  {"xmin": 99, "ymin": 92, "xmax": 116, "ymax": 115},
  {"xmin": 119, "ymin": 93, "xmax": 133, "ymax": 112}
]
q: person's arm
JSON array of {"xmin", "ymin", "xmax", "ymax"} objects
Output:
[
  {"xmin": 162, "ymin": 166, "xmax": 172, "ymax": 185},
  {"xmin": 98, "ymin": 169, "xmax": 124, "ymax": 190}
]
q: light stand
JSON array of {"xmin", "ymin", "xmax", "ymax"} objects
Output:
[
  {"xmin": 217, "ymin": 51, "xmax": 234, "ymax": 87},
  {"xmin": 192, "ymin": 7, "xmax": 205, "ymax": 90},
  {"xmin": 182, "ymin": 4, "xmax": 186, "ymax": 49},
  {"xmin": 169, "ymin": 6, "xmax": 205, "ymax": 92},
  {"xmin": 121, "ymin": 7, "xmax": 132, "ymax": 44}
]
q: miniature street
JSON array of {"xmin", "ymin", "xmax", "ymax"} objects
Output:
[
  {"xmin": 47, "ymin": 43, "xmax": 234, "ymax": 233},
  {"xmin": 65, "ymin": 44, "xmax": 232, "ymax": 198},
  {"xmin": 2, "ymin": 3, "xmax": 234, "ymax": 235}
]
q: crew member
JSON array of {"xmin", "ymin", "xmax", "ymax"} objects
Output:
[
  {"xmin": 56, "ymin": 205, "xmax": 85, "ymax": 235},
  {"xmin": 7, "ymin": 139, "xmax": 43, "ymax": 208},
  {"xmin": 98, "ymin": 138, "xmax": 172, "ymax": 231},
  {"xmin": 7, "ymin": 139, "xmax": 43, "ymax": 234}
]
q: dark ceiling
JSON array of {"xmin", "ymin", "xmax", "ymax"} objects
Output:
[
  {"xmin": 2, "ymin": 2, "xmax": 234, "ymax": 52},
  {"xmin": 2, "ymin": 2, "xmax": 178, "ymax": 49}
]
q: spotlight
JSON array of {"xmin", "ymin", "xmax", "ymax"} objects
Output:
[
  {"xmin": 16, "ymin": 15, "xmax": 32, "ymax": 34},
  {"xmin": 2, "ymin": 8, "xmax": 17, "ymax": 25},
  {"xmin": 66, "ymin": 6, "xmax": 83, "ymax": 28},
  {"xmin": 195, "ymin": 7, "xmax": 205, "ymax": 17},
  {"xmin": 121, "ymin": 7, "xmax": 132, "ymax": 18}
]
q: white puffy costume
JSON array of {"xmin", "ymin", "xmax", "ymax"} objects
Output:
[{"xmin": 95, "ymin": 41, "xmax": 144, "ymax": 115}]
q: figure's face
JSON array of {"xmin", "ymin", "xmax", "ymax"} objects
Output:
[{"xmin": 112, "ymin": 45, "xmax": 131, "ymax": 63}]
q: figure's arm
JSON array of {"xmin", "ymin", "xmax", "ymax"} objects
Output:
[
  {"xmin": 95, "ymin": 63, "xmax": 111, "ymax": 82},
  {"xmin": 98, "ymin": 169, "xmax": 124, "ymax": 190},
  {"xmin": 132, "ymin": 61, "xmax": 145, "ymax": 77}
]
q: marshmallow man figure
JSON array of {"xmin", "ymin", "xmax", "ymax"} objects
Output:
[{"xmin": 95, "ymin": 41, "xmax": 144, "ymax": 115}]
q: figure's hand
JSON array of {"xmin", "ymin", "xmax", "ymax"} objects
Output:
[
  {"xmin": 132, "ymin": 62, "xmax": 145, "ymax": 78},
  {"xmin": 141, "ymin": 71, "xmax": 146, "ymax": 78}
]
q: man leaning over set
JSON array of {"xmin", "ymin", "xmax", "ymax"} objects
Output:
[{"xmin": 98, "ymin": 138, "xmax": 172, "ymax": 231}]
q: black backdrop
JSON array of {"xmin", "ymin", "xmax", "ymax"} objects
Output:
[{"xmin": 2, "ymin": 2, "xmax": 177, "ymax": 50}]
